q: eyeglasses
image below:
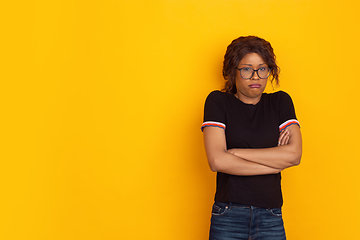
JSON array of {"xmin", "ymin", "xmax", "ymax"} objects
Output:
[{"xmin": 236, "ymin": 67, "xmax": 271, "ymax": 79}]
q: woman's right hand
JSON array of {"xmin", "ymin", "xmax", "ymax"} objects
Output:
[{"xmin": 278, "ymin": 128, "xmax": 290, "ymax": 146}]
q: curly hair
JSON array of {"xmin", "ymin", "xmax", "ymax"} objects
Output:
[{"xmin": 222, "ymin": 36, "xmax": 280, "ymax": 94}]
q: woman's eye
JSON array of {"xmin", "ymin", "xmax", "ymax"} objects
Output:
[
  {"xmin": 243, "ymin": 68, "xmax": 252, "ymax": 72},
  {"xmin": 259, "ymin": 67, "xmax": 266, "ymax": 71}
]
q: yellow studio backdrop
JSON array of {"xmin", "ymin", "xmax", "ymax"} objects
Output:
[{"xmin": 1, "ymin": 0, "xmax": 359, "ymax": 239}]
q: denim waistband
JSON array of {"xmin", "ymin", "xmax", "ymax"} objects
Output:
[
  {"xmin": 216, "ymin": 201, "xmax": 249, "ymax": 209},
  {"xmin": 216, "ymin": 201, "xmax": 282, "ymax": 210}
]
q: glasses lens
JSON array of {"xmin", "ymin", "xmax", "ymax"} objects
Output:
[
  {"xmin": 240, "ymin": 68, "xmax": 253, "ymax": 79},
  {"xmin": 258, "ymin": 67, "xmax": 270, "ymax": 78}
]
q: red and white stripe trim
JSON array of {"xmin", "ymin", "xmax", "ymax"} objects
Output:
[
  {"xmin": 279, "ymin": 119, "xmax": 300, "ymax": 132},
  {"xmin": 201, "ymin": 121, "xmax": 226, "ymax": 132}
]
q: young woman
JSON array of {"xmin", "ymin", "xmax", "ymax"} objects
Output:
[{"xmin": 201, "ymin": 36, "xmax": 302, "ymax": 240}]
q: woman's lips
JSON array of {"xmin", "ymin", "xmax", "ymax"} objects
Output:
[{"xmin": 249, "ymin": 84, "xmax": 261, "ymax": 88}]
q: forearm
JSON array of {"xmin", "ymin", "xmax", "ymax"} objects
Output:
[
  {"xmin": 203, "ymin": 126, "xmax": 287, "ymax": 176},
  {"xmin": 207, "ymin": 150, "xmax": 282, "ymax": 176},
  {"xmin": 228, "ymin": 145, "xmax": 301, "ymax": 169},
  {"xmin": 228, "ymin": 125, "xmax": 302, "ymax": 169}
]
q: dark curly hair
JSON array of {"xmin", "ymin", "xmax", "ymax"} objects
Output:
[{"xmin": 222, "ymin": 36, "xmax": 280, "ymax": 94}]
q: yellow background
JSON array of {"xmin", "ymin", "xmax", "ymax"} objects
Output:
[{"xmin": 1, "ymin": 0, "xmax": 359, "ymax": 239}]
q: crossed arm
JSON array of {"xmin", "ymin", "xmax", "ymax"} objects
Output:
[{"xmin": 203, "ymin": 125, "xmax": 302, "ymax": 176}]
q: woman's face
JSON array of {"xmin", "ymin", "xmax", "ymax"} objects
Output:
[{"xmin": 234, "ymin": 52, "xmax": 268, "ymax": 105}]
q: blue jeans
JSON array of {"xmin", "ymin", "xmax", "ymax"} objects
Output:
[{"xmin": 209, "ymin": 202, "xmax": 286, "ymax": 240}]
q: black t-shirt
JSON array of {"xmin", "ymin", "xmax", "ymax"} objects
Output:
[{"xmin": 201, "ymin": 90, "xmax": 299, "ymax": 208}]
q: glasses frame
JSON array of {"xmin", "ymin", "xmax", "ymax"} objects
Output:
[{"xmin": 236, "ymin": 67, "xmax": 272, "ymax": 79}]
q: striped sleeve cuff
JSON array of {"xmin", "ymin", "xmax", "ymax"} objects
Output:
[
  {"xmin": 201, "ymin": 121, "xmax": 226, "ymax": 132},
  {"xmin": 279, "ymin": 119, "xmax": 300, "ymax": 132}
]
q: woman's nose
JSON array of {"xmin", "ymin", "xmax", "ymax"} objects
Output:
[{"xmin": 251, "ymin": 70, "xmax": 260, "ymax": 80}]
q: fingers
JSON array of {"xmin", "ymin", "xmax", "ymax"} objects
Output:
[
  {"xmin": 278, "ymin": 128, "xmax": 290, "ymax": 146},
  {"xmin": 278, "ymin": 129, "xmax": 286, "ymax": 145},
  {"xmin": 282, "ymin": 134, "xmax": 290, "ymax": 145},
  {"xmin": 281, "ymin": 129, "xmax": 290, "ymax": 145}
]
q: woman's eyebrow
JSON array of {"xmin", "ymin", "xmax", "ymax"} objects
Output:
[{"xmin": 239, "ymin": 63, "xmax": 267, "ymax": 66}]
